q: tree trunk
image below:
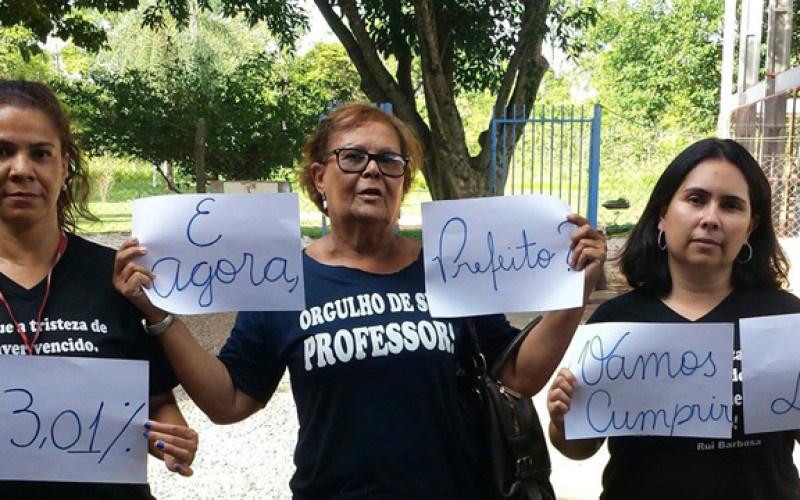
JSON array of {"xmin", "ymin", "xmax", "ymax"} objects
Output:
[
  {"xmin": 195, "ymin": 117, "xmax": 206, "ymax": 193},
  {"xmin": 315, "ymin": 0, "xmax": 550, "ymax": 200}
]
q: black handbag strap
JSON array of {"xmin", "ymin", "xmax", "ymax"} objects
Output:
[
  {"xmin": 488, "ymin": 316, "xmax": 543, "ymax": 380},
  {"xmin": 463, "ymin": 316, "xmax": 554, "ymax": 500},
  {"xmin": 462, "ymin": 316, "xmax": 543, "ymax": 380}
]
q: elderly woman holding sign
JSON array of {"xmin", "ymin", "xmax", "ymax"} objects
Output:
[
  {"xmin": 114, "ymin": 102, "xmax": 606, "ymax": 499},
  {"xmin": 0, "ymin": 80, "xmax": 197, "ymax": 497},
  {"xmin": 547, "ymin": 138, "xmax": 800, "ymax": 500}
]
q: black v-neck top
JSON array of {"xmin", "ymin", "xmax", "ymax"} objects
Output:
[{"xmin": 588, "ymin": 288, "xmax": 800, "ymax": 500}]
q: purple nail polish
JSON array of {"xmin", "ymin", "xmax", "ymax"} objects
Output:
[
  {"xmin": 143, "ymin": 431, "xmax": 149, "ymax": 438},
  {"xmin": 156, "ymin": 441, "xmax": 165, "ymax": 450},
  {"xmin": 175, "ymin": 464, "xmax": 183, "ymax": 473},
  {"xmin": 144, "ymin": 421, "xmax": 152, "ymax": 430}
]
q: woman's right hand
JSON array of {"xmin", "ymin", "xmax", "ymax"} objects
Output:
[
  {"xmin": 547, "ymin": 367, "xmax": 605, "ymax": 460},
  {"xmin": 547, "ymin": 367, "xmax": 578, "ymax": 429},
  {"xmin": 114, "ymin": 237, "xmax": 163, "ymax": 319}
]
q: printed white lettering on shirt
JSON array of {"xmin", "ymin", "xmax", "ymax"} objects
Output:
[
  {"xmin": 303, "ymin": 320, "xmax": 455, "ymax": 371},
  {"xmin": 0, "ymin": 317, "xmax": 110, "ymax": 355},
  {"xmin": 299, "ymin": 292, "xmax": 435, "ymax": 331}
]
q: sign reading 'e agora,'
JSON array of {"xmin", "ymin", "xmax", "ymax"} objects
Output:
[{"xmin": 132, "ymin": 193, "xmax": 305, "ymax": 314}]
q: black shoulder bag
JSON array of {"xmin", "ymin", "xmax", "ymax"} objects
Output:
[{"xmin": 460, "ymin": 317, "xmax": 556, "ymax": 500}]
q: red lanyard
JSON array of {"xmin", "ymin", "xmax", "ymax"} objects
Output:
[{"xmin": 0, "ymin": 231, "xmax": 67, "ymax": 355}]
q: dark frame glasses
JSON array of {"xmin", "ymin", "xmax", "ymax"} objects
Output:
[{"xmin": 324, "ymin": 148, "xmax": 409, "ymax": 178}]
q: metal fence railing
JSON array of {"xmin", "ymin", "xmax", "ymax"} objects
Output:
[
  {"xmin": 490, "ymin": 104, "xmax": 601, "ymax": 226},
  {"xmin": 729, "ymin": 88, "xmax": 800, "ymax": 237},
  {"xmin": 490, "ymin": 104, "xmax": 705, "ymax": 235},
  {"xmin": 594, "ymin": 108, "xmax": 702, "ymax": 234}
]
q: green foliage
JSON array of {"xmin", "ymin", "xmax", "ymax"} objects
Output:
[
  {"xmin": 353, "ymin": 0, "xmax": 594, "ymax": 96},
  {"xmin": 543, "ymin": 0, "xmax": 724, "ymax": 227},
  {"xmin": 0, "ymin": 26, "xmax": 53, "ymax": 79},
  {"xmin": 537, "ymin": 70, "xmax": 581, "ymax": 105},
  {"xmin": 455, "ymin": 90, "xmax": 496, "ymax": 156},
  {"xmin": 792, "ymin": 7, "xmax": 800, "ymax": 67},
  {"xmin": 455, "ymin": 70, "xmax": 588, "ymax": 160},
  {"xmin": 0, "ymin": 0, "xmax": 139, "ymax": 53},
  {"xmin": 360, "ymin": 0, "xmax": 509, "ymax": 93},
  {"xmin": 580, "ymin": 0, "xmax": 722, "ymax": 133},
  {"xmin": 56, "ymin": 54, "xmax": 304, "ymax": 180},
  {"xmin": 350, "ymin": 0, "xmax": 596, "ymax": 95},
  {"xmin": 290, "ymin": 43, "xmax": 365, "ymax": 105},
  {"xmin": 85, "ymin": 154, "xmax": 185, "ymax": 202},
  {"xmin": 94, "ymin": 4, "xmax": 278, "ymax": 75},
  {"xmin": 596, "ymin": 114, "xmax": 701, "ymax": 228},
  {"xmin": 547, "ymin": 0, "xmax": 599, "ymax": 60},
  {"xmin": 45, "ymin": 4, "xmax": 364, "ymax": 183},
  {"xmin": 141, "ymin": 0, "xmax": 307, "ymax": 50},
  {"xmin": 0, "ymin": 0, "xmax": 305, "ymax": 54}
]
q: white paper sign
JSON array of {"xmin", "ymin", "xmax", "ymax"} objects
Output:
[
  {"xmin": 740, "ymin": 312, "xmax": 800, "ymax": 433},
  {"xmin": 564, "ymin": 322, "xmax": 734, "ymax": 439},
  {"xmin": 421, "ymin": 195, "xmax": 583, "ymax": 317},
  {"xmin": 132, "ymin": 194, "xmax": 305, "ymax": 314},
  {"xmin": 0, "ymin": 356, "xmax": 148, "ymax": 483}
]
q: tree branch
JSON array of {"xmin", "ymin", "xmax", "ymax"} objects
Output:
[
  {"xmin": 495, "ymin": 1, "xmax": 548, "ymax": 116},
  {"xmin": 434, "ymin": 1, "xmax": 455, "ymax": 89},
  {"xmin": 313, "ymin": 0, "xmax": 389, "ymax": 101},
  {"xmin": 476, "ymin": 0, "xmax": 550, "ymax": 167},
  {"xmin": 314, "ymin": 1, "xmax": 426, "ymax": 133},
  {"xmin": 412, "ymin": 0, "xmax": 468, "ymax": 156},
  {"xmin": 395, "ymin": 37, "xmax": 414, "ymax": 99}
]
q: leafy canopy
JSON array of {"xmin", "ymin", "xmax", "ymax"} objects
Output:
[
  {"xmin": 579, "ymin": 0, "xmax": 722, "ymax": 132},
  {"xmin": 1, "ymin": 0, "xmax": 307, "ymax": 54}
]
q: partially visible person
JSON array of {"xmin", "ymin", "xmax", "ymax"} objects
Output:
[
  {"xmin": 115, "ymin": 102, "xmax": 606, "ymax": 499},
  {"xmin": 547, "ymin": 138, "xmax": 800, "ymax": 500},
  {"xmin": 0, "ymin": 80, "xmax": 197, "ymax": 499}
]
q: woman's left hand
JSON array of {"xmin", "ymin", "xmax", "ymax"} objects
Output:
[
  {"xmin": 143, "ymin": 420, "xmax": 199, "ymax": 477},
  {"xmin": 565, "ymin": 214, "xmax": 607, "ymax": 295}
]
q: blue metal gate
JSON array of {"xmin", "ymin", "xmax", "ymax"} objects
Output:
[{"xmin": 490, "ymin": 103, "xmax": 602, "ymax": 226}]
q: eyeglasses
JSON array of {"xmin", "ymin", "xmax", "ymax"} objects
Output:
[{"xmin": 324, "ymin": 148, "xmax": 409, "ymax": 178}]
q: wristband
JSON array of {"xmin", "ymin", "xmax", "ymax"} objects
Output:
[{"xmin": 144, "ymin": 313, "xmax": 175, "ymax": 337}]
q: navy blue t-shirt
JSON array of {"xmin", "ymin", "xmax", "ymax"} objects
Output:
[{"xmin": 219, "ymin": 251, "xmax": 518, "ymax": 500}]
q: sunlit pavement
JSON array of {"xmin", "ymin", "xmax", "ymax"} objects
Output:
[{"xmin": 506, "ymin": 311, "xmax": 606, "ymax": 500}]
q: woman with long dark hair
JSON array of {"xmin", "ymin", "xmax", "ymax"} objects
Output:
[{"xmin": 547, "ymin": 138, "xmax": 799, "ymax": 500}]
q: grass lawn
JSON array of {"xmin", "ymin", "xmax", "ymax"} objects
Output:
[{"xmin": 80, "ymin": 188, "xmax": 432, "ymax": 238}]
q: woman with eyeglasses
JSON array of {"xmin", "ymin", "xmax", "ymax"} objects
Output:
[{"xmin": 114, "ymin": 102, "xmax": 606, "ymax": 499}]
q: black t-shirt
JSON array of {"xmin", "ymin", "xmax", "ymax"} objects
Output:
[
  {"xmin": 0, "ymin": 233, "xmax": 177, "ymax": 500},
  {"xmin": 589, "ymin": 288, "xmax": 800, "ymax": 500},
  {"xmin": 219, "ymin": 251, "xmax": 519, "ymax": 500}
]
